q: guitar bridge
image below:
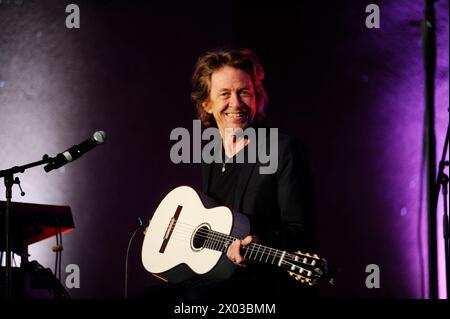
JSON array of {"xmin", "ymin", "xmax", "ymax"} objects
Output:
[
  {"xmin": 164, "ymin": 218, "xmax": 176, "ymax": 239},
  {"xmin": 159, "ymin": 205, "xmax": 182, "ymax": 253}
]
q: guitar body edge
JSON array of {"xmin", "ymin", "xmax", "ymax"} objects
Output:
[{"xmin": 142, "ymin": 186, "xmax": 250, "ymax": 284}]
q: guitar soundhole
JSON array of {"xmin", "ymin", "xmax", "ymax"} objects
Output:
[{"xmin": 192, "ymin": 225, "xmax": 210, "ymax": 250}]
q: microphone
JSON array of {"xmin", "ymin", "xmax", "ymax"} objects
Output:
[{"xmin": 44, "ymin": 131, "xmax": 107, "ymax": 172}]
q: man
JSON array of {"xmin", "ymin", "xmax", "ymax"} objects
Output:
[
  {"xmin": 139, "ymin": 48, "xmax": 318, "ymax": 300},
  {"xmin": 187, "ymin": 48, "xmax": 319, "ymax": 298}
]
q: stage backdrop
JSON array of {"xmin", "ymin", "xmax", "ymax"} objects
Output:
[{"xmin": 0, "ymin": 0, "xmax": 448, "ymax": 298}]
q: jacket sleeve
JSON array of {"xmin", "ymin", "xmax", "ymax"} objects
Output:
[{"xmin": 259, "ymin": 137, "xmax": 319, "ymax": 252}]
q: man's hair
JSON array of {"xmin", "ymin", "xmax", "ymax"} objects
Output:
[{"xmin": 191, "ymin": 48, "xmax": 268, "ymax": 127}]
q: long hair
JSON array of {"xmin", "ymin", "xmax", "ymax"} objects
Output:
[{"xmin": 191, "ymin": 48, "xmax": 268, "ymax": 127}]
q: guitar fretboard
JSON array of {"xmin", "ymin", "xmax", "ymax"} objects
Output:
[{"xmin": 202, "ymin": 229, "xmax": 301, "ymax": 271}]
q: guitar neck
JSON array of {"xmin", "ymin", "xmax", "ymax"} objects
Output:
[{"xmin": 204, "ymin": 230, "xmax": 294, "ymax": 270}]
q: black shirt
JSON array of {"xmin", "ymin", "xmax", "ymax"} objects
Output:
[{"xmin": 207, "ymin": 144, "xmax": 248, "ymax": 208}]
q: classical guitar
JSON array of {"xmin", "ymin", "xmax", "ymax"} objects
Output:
[{"xmin": 142, "ymin": 186, "xmax": 328, "ymax": 286}]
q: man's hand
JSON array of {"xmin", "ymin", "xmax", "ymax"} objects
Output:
[{"xmin": 226, "ymin": 235, "xmax": 259, "ymax": 266}]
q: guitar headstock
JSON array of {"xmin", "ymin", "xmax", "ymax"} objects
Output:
[{"xmin": 285, "ymin": 250, "xmax": 336, "ymax": 286}]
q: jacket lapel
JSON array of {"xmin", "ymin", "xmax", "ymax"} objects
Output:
[
  {"xmin": 201, "ymin": 161, "xmax": 212, "ymax": 193},
  {"xmin": 233, "ymin": 129, "xmax": 268, "ymax": 211},
  {"xmin": 233, "ymin": 161, "xmax": 256, "ymax": 211}
]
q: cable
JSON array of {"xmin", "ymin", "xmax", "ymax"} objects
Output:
[
  {"xmin": 418, "ymin": 140, "xmax": 426, "ymax": 299},
  {"xmin": 52, "ymin": 222, "xmax": 64, "ymax": 299},
  {"xmin": 124, "ymin": 217, "xmax": 148, "ymax": 298},
  {"xmin": 54, "ymin": 226, "xmax": 59, "ymax": 282},
  {"xmin": 58, "ymin": 226, "xmax": 62, "ymax": 291}
]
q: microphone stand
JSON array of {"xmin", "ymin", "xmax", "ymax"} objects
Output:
[
  {"xmin": 435, "ymin": 127, "xmax": 449, "ymax": 298},
  {"xmin": 0, "ymin": 154, "xmax": 53, "ymax": 299},
  {"xmin": 422, "ymin": 0, "xmax": 438, "ymax": 299}
]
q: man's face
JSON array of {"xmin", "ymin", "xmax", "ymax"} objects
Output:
[{"xmin": 203, "ymin": 66, "xmax": 257, "ymax": 135}]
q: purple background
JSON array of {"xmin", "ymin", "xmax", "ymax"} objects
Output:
[{"xmin": 0, "ymin": 0, "xmax": 448, "ymax": 298}]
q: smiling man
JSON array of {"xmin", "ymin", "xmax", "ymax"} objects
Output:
[
  {"xmin": 187, "ymin": 48, "xmax": 319, "ymax": 299},
  {"xmin": 138, "ymin": 48, "xmax": 319, "ymax": 300},
  {"xmin": 192, "ymin": 49, "xmax": 269, "ymax": 266}
]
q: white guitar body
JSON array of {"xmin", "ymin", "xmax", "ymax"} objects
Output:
[{"xmin": 142, "ymin": 186, "xmax": 250, "ymax": 283}]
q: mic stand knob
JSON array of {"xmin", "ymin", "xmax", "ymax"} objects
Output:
[{"xmin": 14, "ymin": 177, "xmax": 26, "ymax": 196}]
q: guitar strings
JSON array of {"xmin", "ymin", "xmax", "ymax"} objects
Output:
[
  {"xmin": 167, "ymin": 221, "xmax": 253, "ymax": 245},
  {"xmin": 169, "ymin": 223, "xmax": 284, "ymax": 255},
  {"xmin": 166, "ymin": 226, "xmax": 318, "ymax": 274},
  {"xmin": 168, "ymin": 221, "xmax": 305, "ymax": 261},
  {"xmin": 154, "ymin": 218, "xmax": 320, "ymax": 272},
  {"xmin": 164, "ymin": 234, "xmax": 316, "ymax": 277},
  {"xmin": 157, "ymin": 221, "xmax": 317, "ymax": 269},
  {"xmin": 170, "ymin": 222, "xmax": 288, "ymax": 257}
]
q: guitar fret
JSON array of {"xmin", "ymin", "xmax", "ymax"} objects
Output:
[
  {"xmin": 265, "ymin": 247, "xmax": 272, "ymax": 263},
  {"xmin": 271, "ymin": 248, "xmax": 277, "ymax": 264},
  {"xmin": 214, "ymin": 232, "xmax": 220, "ymax": 251},
  {"xmin": 219, "ymin": 234, "xmax": 225, "ymax": 252},
  {"xmin": 220, "ymin": 234, "xmax": 234, "ymax": 253},
  {"xmin": 210, "ymin": 231, "xmax": 217, "ymax": 250},
  {"xmin": 212, "ymin": 234, "xmax": 217, "ymax": 250},
  {"xmin": 259, "ymin": 245, "xmax": 265, "ymax": 262},
  {"xmin": 254, "ymin": 244, "xmax": 260, "ymax": 261},
  {"xmin": 249, "ymin": 244, "xmax": 255, "ymax": 260},
  {"xmin": 214, "ymin": 232, "xmax": 221, "ymax": 251},
  {"xmin": 204, "ymin": 229, "xmax": 212, "ymax": 249},
  {"xmin": 277, "ymin": 251, "xmax": 286, "ymax": 267},
  {"xmin": 222, "ymin": 236, "xmax": 228, "ymax": 253},
  {"xmin": 223, "ymin": 234, "xmax": 233, "ymax": 253},
  {"xmin": 248, "ymin": 244, "xmax": 254, "ymax": 259},
  {"xmin": 206, "ymin": 230, "xmax": 213, "ymax": 250}
]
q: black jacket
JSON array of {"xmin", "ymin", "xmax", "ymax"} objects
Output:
[{"xmin": 202, "ymin": 131, "xmax": 319, "ymax": 253}]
